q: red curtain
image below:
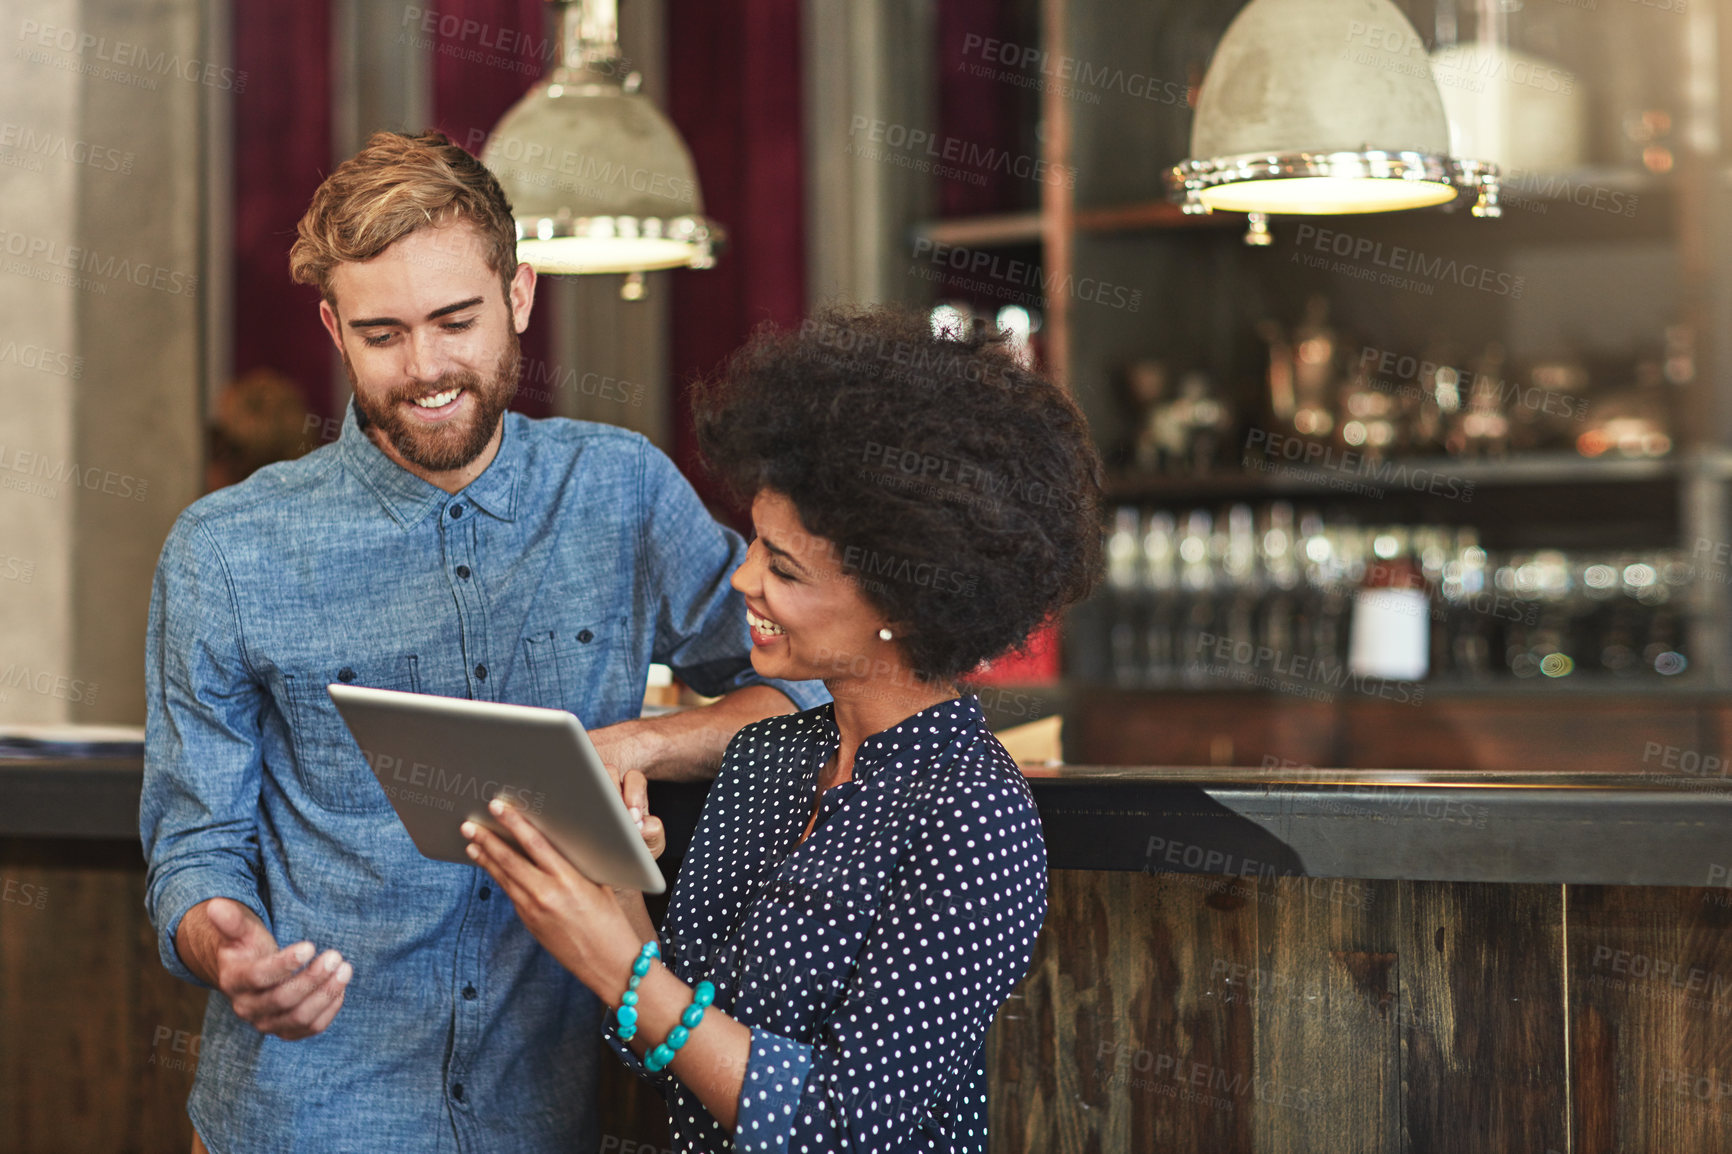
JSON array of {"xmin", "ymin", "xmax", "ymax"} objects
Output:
[
  {"xmin": 431, "ymin": 0, "xmax": 556, "ymax": 419},
  {"xmin": 231, "ymin": 1, "xmax": 808, "ymax": 457},
  {"xmin": 231, "ymin": 0, "xmax": 335, "ymax": 421},
  {"xmin": 665, "ymin": 0, "xmax": 806, "ymax": 516}
]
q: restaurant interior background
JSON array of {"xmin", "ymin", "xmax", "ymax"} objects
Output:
[{"xmin": 6, "ymin": 0, "xmax": 1732, "ymax": 1150}]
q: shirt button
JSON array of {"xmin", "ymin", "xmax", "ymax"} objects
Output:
[
  {"xmin": 449, "ymin": 505, "xmax": 464, "ymax": 519},
  {"xmin": 462, "ymin": 984, "xmax": 477, "ymax": 1000},
  {"xmin": 337, "ymin": 668, "xmax": 357, "ymax": 683},
  {"xmin": 478, "ymin": 886, "xmax": 491, "ymax": 901},
  {"xmin": 577, "ymin": 629, "xmax": 594, "ymax": 644},
  {"xmin": 452, "ymin": 1083, "xmax": 464, "ymax": 1101},
  {"xmin": 456, "ymin": 565, "xmax": 471, "ymax": 579},
  {"xmin": 475, "ymin": 664, "xmax": 488, "ymax": 680}
]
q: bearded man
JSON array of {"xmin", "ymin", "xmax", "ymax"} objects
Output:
[{"xmin": 140, "ymin": 130, "xmax": 823, "ymax": 1153}]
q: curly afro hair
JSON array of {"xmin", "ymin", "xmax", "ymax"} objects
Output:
[{"xmin": 693, "ymin": 305, "xmax": 1103, "ymax": 683}]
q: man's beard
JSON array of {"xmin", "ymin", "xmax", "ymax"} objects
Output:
[{"xmin": 348, "ymin": 330, "xmax": 521, "ymax": 473}]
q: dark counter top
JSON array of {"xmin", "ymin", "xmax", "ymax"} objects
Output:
[{"xmin": 7, "ymin": 757, "xmax": 1731, "ymax": 888}]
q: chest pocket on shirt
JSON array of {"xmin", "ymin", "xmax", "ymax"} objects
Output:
[
  {"xmin": 521, "ymin": 621, "xmax": 616, "ymax": 715},
  {"xmin": 283, "ymin": 655, "xmax": 421, "ymax": 813}
]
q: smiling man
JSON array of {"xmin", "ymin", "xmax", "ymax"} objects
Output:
[{"xmin": 140, "ymin": 130, "xmax": 824, "ymax": 1154}]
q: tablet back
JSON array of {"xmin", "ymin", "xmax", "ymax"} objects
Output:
[{"xmin": 326, "ymin": 684, "xmax": 665, "ymax": 893}]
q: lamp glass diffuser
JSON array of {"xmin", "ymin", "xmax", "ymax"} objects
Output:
[
  {"xmin": 480, "ymin": 0, "xmax": 722, "ymax": 274},
  {"xmin": 1170, "ymin": 0, "xmax": 1498, "ymax": 216}
]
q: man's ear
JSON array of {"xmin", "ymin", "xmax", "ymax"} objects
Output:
[
  {"xmin": 318, "ymin": 298, "xmax": 346, "ymax": 354},
  {"xmin": 508, "ymin": 262, "xmax": 537, "ymax": 334}
]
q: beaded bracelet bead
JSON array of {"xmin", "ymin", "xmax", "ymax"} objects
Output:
[
  {"xmin": 614, "ymin": 941, "xmax": 660, "ymax": 1041},
  {"xmin": 643, "ymin": 980, "xmax": 715, "ymax": 1073}
]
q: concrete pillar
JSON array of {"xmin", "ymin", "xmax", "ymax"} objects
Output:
[{"xmin": 0, "ymin": 0, "xmax": 209, "ymax": 724}]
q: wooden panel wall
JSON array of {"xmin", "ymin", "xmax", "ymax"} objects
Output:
[
  {"xmin": 987, "ymin": 871, "xmax": 1732, "ymax": 1153},
  {"xmin": 0, "ymin": 841, "xmax": 206, "ymax": 1154},
  {"xmin": 13, "ymin": 843, "xmax": 1732, "ymax": 1152}
]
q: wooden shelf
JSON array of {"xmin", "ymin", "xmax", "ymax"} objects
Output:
[
  {"xmin": 912, "ymin": 211, "xmax": 1042, "ymax": 248},
  {"xmin": 1103, "ymin": 450, "xmax": 1700, "ymax": 502}
]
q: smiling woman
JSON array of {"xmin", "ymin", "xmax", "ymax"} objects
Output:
[{"xmin": 461, "ymin": 304, "xmax": 1103, "ymax": 1153}]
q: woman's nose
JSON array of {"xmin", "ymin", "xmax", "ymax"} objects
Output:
[{"xmin": 730, "ymin": 543, "xmax": 760, "ymax": 596}]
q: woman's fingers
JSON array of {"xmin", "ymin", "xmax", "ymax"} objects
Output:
[
  {"xmin": 484, "ymin": 798, "xmax": 577, "ymax": 881},
  {"xmin": 463, "ymin": 821, "xmax": 541, "ymax": 914}
]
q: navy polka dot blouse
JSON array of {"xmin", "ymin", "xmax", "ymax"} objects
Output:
[{"xmin": 604, "ymin": 695, "xmax": 1048, "ymax": 1152}]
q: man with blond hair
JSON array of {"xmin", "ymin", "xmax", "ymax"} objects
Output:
[{"xmin": 141, "ymin": 130, "xmax": 822, "ymax": 1153}]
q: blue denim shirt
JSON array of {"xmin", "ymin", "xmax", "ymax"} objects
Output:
[{"xmin": 141, "ymin": 405, "xmax": 824, "ymax": 1154}]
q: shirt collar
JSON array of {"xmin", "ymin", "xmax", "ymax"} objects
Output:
[
  {"xmin": 338, "ymin": 402, "xmax": 522, "ymax": 528},
  {"xmin": 814, "ymin": 693, "xmax": 986, "ymax": 786}
]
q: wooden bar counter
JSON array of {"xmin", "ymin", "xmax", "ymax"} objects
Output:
[{"xmin": 6, "ymin": 749, "xmax": 1732, "ymax": 1152}]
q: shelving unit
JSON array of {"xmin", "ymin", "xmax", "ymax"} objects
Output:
[{"xmin": 909, "ymin": 0, "xmax": 1732, "ymax": 693}]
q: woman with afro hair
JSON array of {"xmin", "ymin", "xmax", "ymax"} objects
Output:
[{"xmin": 464, "ymin": 305, "xmax": 1102, "ymax": 1153}]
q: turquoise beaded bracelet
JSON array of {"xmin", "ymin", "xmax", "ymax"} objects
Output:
[
  {"xmin": 614, "ymin": 941, "xmax": 660, "ymax": 1041},
  {"xmin": 643, "ymin": 980, "xmax": 715, "ymax": 1073}
]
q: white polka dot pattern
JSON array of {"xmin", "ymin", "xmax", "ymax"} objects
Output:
[{"xmin": 603, "ymin": 695, "xmax": 1048, "ymax": 1153}]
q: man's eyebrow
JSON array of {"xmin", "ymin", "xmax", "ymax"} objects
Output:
[{"xmin": 346, "ymin": 296, "xmax": 487, "ymax": 329}]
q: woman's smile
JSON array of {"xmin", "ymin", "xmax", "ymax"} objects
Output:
[{"xmin": 746, "ymin": 605, "xmax": 786, "ymax": 646}]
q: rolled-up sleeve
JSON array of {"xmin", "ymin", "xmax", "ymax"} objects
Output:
[
  {"xmin": 634, "ymin": 444, "xmax": 826, "ymax": 711},
  {"xmin": 141, "ymin": 514, "xmax": 271, "ymax": 986},
  {"xmin": 732, "ymin": 776, "xmax": 1048, "ymax": 1152}
]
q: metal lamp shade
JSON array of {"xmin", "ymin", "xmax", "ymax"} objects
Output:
[
  {"xmin": 1172, "ymin": 0, "xmax": 1493, "ymax": 215},
  {"xmin": 480, "ymin": 0, "xmax": 721, "ymax": 275}
]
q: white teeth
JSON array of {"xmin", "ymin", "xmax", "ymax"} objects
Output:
[
  {"xmin": 747, "ymin": 609, "xmax": 785, "ymax": 635},
  {"xmin": 413, "ymin": 388, "xmax": 461, "ymax": 409}
]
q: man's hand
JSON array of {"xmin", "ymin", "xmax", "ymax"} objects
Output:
[{"xmin": 176, "ymin": 897, "xmax": 351, "ymax": 1040}]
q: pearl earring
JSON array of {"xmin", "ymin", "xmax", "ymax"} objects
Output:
[{"xmin": 878, "ymin": 628, "xmax": 893, "ymax": 642}]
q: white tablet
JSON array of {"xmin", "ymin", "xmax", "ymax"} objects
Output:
[{"xmin": 327, "ymin": 684, "xmax": 665, "ymax": 893}]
